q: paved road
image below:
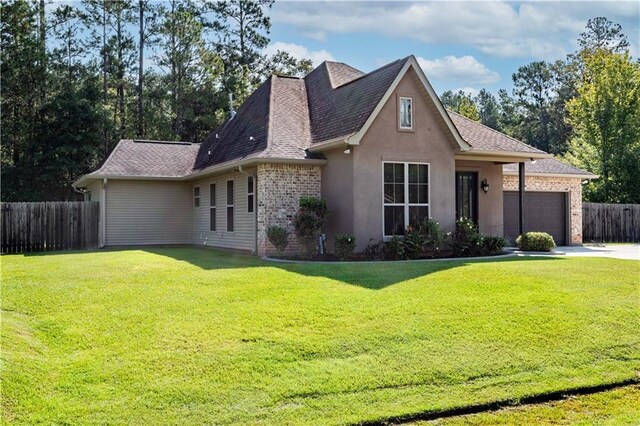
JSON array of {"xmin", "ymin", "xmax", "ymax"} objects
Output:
[{"xmin": 558, "ymin": 244, "xmax": 640, "ymax": 261}]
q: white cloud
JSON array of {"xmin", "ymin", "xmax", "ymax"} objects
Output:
[
  {"xmin": 272, "ymin": 1, "xmax": 640, "ymax": 60},
  {"xmin": 417, "ymin": 55, "xmax": 499, "ymax": 84},
  {"xmin": 264, "ymin": 42, "xmax": 335, "ymax": 66}
]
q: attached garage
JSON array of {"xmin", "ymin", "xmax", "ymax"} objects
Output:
[
  {"xmin": 503, "ymin": 191, "xmax": 568, "ymax": 245},
  {"xmin": 502, "ymin": 158, "xmax": 598, "ymax": 246}
]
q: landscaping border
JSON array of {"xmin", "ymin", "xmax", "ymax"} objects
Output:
[{"xmin": 262, "ymin": 252, "xmax": 517, "ymax": 264}]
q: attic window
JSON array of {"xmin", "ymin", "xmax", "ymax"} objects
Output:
[{"xmin": 399, "ymin": 97, "xmax": 413, "ymax": 130}]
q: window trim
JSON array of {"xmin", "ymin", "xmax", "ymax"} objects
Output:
[
  {"xmin": 226, "ymin": 179, "xmax": 234, "ymax": 233},
  {"xmin": 247, "ymin": 176, "xmax": 254, "ymax": 213},
  {"xmin": 381, "ymin": 161, "xmax": 431, "ymax": 239},
  {"xmin": 193, "ymin": 186, "xmax": 201, "ymax": 208},
  {"xmin": 209, "ymin": 183, "xmax": 217, "ymax": 232},
  {"xmin": 398, "ymin": 96, "xmax": 414, "ymax": 131}
]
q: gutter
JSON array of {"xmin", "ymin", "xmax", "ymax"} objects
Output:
[{"xmin": 503, "ymin": 171, "xmax": 599, "ymax": 180}]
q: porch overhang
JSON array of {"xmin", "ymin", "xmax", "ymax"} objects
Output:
[{"xmin": 455, "ymin": 150, "xmax": 552, "ymax": 163}]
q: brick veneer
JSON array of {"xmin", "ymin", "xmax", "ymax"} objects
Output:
[
  {"xmin": 256, "ymin": 163, "xmax": 322, "ymax": 256},
  {"xmin": 503, "ymin": 175, "xmax": 583, "ymax": 244}
]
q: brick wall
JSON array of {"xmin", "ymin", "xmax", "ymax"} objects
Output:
[
  {"xmin": 256, "ymin": 163, "xmax": 322, "ymax": 256},
  {"xmin": 503, "ymin": 175, "xmax": 583, "ymax": 244}
]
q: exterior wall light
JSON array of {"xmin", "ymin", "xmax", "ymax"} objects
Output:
[{"xmin": 481, "ymin": 178, "xmax": 490, "ymax": 193}]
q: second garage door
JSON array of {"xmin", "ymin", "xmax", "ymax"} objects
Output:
[{"xmin": 503, "ymin": 191, "xmax": 568, "ymax": 245}]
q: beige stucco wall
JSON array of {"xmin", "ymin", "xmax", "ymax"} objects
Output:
[
  {"xmin": 322, "ymin": 146, "xmax": 354, "ymax": 250},
  {"xmin": 105, "ymin": 180, "xmax": 192, "ymax": 245},
  {"xmin": 348, "ymin": 68, "xmax": 457, "ymax": 251},
  {"xmin": 503, "ymin": 174, "xmax": 583, "ymax": 244},
  {"xmin": 455, "ymin": 160, "xmax": 504, "ymax": 236},
  {"xmin": 257, "ymin": 163, "xmax": 322, "ymax": 256},
  {"xmin": 192, "ymin": 169, "xmax": 257, "ymax": 252}
]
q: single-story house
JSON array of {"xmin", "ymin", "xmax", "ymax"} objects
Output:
[{"xmin": 73, "ymin": 55, "xmax": 596, "ymax": 255}]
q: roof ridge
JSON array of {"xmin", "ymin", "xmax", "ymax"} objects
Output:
[
  {"xmin": 133, "ymin": 139, "xmax": 195, "ymax": 145},
  {"xmin": 447, "ymin": 110, "xmax": 546, "ymax": 154},
  {"xmin": 332, "ymin": 56, "xmax": 409, "ymax": 89},
  {"xmin": 94, "ymin": 139, "xmax": 126, "ymax": 174}
]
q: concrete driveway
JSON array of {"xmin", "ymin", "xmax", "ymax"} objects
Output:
[{"xmin": 559, "ymin": 244, "xmax": 640, "ymax": 261}]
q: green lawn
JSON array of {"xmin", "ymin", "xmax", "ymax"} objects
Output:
[
  {"xmin": 423, "ymin": 385, "xmax": 640, "ymax": 425},
  {"xmin": 2, "ymin": 248, "xmax": 639, "ymax": 425}
]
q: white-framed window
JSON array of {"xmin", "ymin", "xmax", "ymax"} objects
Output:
[
  {"xmin": 209, "ymin": 183, "xmax": 216, "ymax": 231},
  {"xmin": 226, "ymin": 180, "xmax": 234, "ymax": 232},
  {"xmin": 87, "ymin": 192, "xmax": 92, "ymax": 202},
  {"xmin": 382, "ymin": 162, "xmax": 430, "ymax": 237},
  {"xmin": 247, "ymin": 176, "xmax": 254, "ymax": 213},
  {"xmin": 194, "ymin": 186, "xmax": 201, "ymax": 207},
  {"xmin": 399, "ymin": 96, "xmax": 413, "ymax": 130}
]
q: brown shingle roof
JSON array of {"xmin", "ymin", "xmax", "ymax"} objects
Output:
[
  {"xmin": 89, "ymin": 140, "xmax": 199, "ymax": 177},
  {"xmin": 306, "ymin": 57, "xmax": 410, "ymax": 144},
  {"xmin": 448, "ymin": 111, "xmax": 546, "ymax": 154},
  {"xmin": 503, "ymin": 158, "xmax": 596, "ymax": 177},
  {"xmin": 84, "ymin": 57, "xmax": 563, "ymax": 183}
]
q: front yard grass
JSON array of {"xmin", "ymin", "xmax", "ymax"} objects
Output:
[{"xmin": 2, "ymin": 248, "xmax": 639, "ymax": 424}]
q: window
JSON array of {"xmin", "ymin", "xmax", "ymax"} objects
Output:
[
  {"xmin": 383, "ymin": 162, "xmax": 429, "ymax": 237},
  {"xmin": 87, "ymin": 192, "xmax": 92, "ymax": 202},
  {"xmin": 209, "ymin": 183, "xmax": 216, "ymax": 231},
  {"xmin": 399, "ymin": 97, "xmax": 413, "ymax": 130},
  {"xmin": 226, "ymin": 180, "xmax": 234, "ymax": 232},
  {"xmin": 247, "ymin": 176, "xmax": 254, "ymax": 213},
  {"xmin": 193, "ymin": 186, "xmax": 201, "ymax": 207}
]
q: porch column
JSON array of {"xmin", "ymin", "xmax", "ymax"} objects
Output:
[{"xmin": 518, "ymin": 161, "xmax": 525, "ymax": 235}]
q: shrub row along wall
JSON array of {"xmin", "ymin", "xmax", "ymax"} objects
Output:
[
  {"xmin": 1, "ymin": 202, "xmax": 99, "ymax": 254},
  {"xmin": 582, "ymin": 202, "xmax": 640, "ymax": 243}
]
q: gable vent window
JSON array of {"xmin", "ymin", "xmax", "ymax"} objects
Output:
[
  {"xmin": 209, "ymin": 183, "xmax": 216, "ymax": 231},
  {"xmin": 194, "ymin": 186, "xmax": 201, "ymax": 207},
  {"xmin": 399, "ymin": 97, "xmax": 413, "ymax": 130},
  {"xmin": 247, "ymin": 176, "xmax": 254, "ymax": 213},
  {"xmin": 226, "ymin": 180, "xmax": 234, "ymax": 232}
]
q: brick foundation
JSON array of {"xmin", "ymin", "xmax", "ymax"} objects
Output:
[
  {"xmin": 257, "ymin": 163, "xmax": 322, "ymax": 256},
  {"xmin": 503, "ymin": 175, "xmax": 583, "ymax": 244}
]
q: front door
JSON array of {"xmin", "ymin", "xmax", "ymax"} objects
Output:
[{"xmin": 456, "ymin": 172, "xmax": 479, "ymax": 224}]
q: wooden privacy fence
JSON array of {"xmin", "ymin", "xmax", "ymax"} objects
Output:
[
  {"xmin": 1, "ymin": 202, "xmax": 99, "ymax": 254},
  {"xmin": 582, "ymin": 202, "xmax": 640, "ymax": 243}
]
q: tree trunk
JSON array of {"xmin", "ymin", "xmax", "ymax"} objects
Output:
[
  {"xmin": 102, "ymin": 1, "xmax": 109, "ymax": 158},
  {"xmin": 117, "ymin": 9, "xmax": 125, "ymax": 137}
]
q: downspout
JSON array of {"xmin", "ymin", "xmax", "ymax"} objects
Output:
[
  {"xmin": 101, "ymin": 178, "xmax": 107, "ymax": 248},
  {"xmin": 238, "ymin": 165, "xmax": 258, "ymax": 255}
]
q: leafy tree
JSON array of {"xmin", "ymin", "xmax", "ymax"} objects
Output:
[
  {"xmin": 441, "ymin": 90, "xmax": 479, "ymax": 121},
  {"xmin": 565, "ymin": 50, "xmax": 640, "ymax": 203},
  {"xmin": 474, "ymin": 89, "xmax": 501, "ymax": 130},
  {"xmin": 261, "ymin": 50, "xmax": 313, "ymax": 77},
  {"xmin": 578, "ymin": 16, "xmax": 630, "ymax": 53}
]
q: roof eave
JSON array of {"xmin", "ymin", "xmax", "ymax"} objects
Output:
[
  {"xmin": 456, "ymin": 150, "xmax": 552, "ymax": 163},
  {"xmin": 186, "ymin": 157, "xmax": 328, "ymax": 181},
  {"xmin": 503, "ymin": 170, "xmax": 599, "ymax": 179}
]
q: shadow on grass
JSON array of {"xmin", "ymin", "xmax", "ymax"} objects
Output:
[{"xmin": 141, "ymin": 247, "xmax": 561, "ymax": 290}]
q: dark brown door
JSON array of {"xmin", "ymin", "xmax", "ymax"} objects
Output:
[
  {"xmin": 503, "ymin": 191, "xmax": 567, "ymax": 245},
  {"xmin": 456, "ymin": 172, "xmax": 478, "ymax": 224}
]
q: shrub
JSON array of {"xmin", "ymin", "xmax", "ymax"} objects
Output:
[
  {"xmin": 384, "ymin": 236, "xmax": 406, "ymax": 260},
  {"xmin": 451, "ymin": 218, "xmax": 483, "ymax": 257},
  {"xmin": 481, "ymin": 235, "xmax": 507, "ymax": 255},
  {"xmin": 266, "ymin": 225, "xmax": 289, "ymax": 255},
  {"xmin": 364, "ymin": 239, "xmax": 384, "ymax": 261},
  {"xmin": 419, "ymin": 218, "xmax": 447, "ymax": 256},
  {"xmin": 403, "ymin": 225, "xmax": 424, "ymax": 260},
  {"xmin": 334, "ymin": 234, "xmax": 356, "ymax": 260},
  {"xmin": 516, "ymin": 232, "xmax": 556, "ymax": 252},
  {"xmin": 294, "ymin": 196, "xmax": 329, "ymax": 256}
]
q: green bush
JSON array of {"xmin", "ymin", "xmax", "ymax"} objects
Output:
[
  {"xmin": 403, "ymin": 225, "xmax": 424, "ymax": 260},
  {"xmin": 516, "ymin": 232, "xmax": 556, "ymax": 252},
  {"xmin": 266, "ymin": 225, "xmax": 289, "ymax": 255},
  {"xmin": 334, "ymin": 234, "xmax": 356, "ymax": 260},
  {"xmin": 384, "ymin": 236, "xmax": 406, "ymax": 260},
  {"xmin": 451, "ymin": 218, "xmax": 483, "ymax": 257},
  {"xmin": 294, "ymin": 196, "xmax": 329, "ymax": 256},
  {"xmin": 419, "ymin": 218, "xmax": 448, "ymax": 256},
  {"xmin": 364, "ymin": 239, "xmax": 384, "ymax": 261},
  {"xmin": 482, "ymin": 235, "xmax": 507, "ymax": 255}
]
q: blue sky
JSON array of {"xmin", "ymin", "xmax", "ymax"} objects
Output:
[{"xmin": 265, "ymin": 1, "xmax": 640, "ymax": 95}]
